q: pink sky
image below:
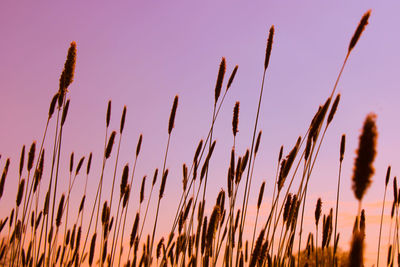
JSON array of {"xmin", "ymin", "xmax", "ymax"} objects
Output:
[{"xmin": 1, "ymin": 1, "xmax": 400, "ymax": 265}]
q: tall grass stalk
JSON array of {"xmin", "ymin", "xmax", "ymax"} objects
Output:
[{"xmin": 377, "ymin": 166, "xmax": 391, "ymax": 266}]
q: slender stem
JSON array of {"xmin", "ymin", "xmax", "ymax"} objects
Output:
[
  {"xmin": 377, "ymin": 185, "xmax": 388, "ymax": 267},
  {"xmin": 333, "ymin": 159, "xmax": 343, "ymax": 262},
  {"xmin": 237, "ymin": 68, "xmax": 267, "ymax": 265},
  {"xmin": 149, "ymin": 134, "xmax": 171, "ymax": 264}
]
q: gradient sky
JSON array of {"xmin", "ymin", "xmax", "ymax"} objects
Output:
[{"xmin": 1, "ymin": 1, "xmax": 400, "ymax": 265}]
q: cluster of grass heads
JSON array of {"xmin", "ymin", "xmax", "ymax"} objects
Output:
[{"xmin": 0, "ymin": 9, "xmax": 393, "ymax": 267}]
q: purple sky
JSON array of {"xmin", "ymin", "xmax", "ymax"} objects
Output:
[{"xmin": 1, "ymin": 1, "xmax": 400, "ymax": 264}]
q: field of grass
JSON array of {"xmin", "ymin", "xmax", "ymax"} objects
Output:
[{"xmin": 0, "ymin": 9, "xmax": 394, "ymax": 267}]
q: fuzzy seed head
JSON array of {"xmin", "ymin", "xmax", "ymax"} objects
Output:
[
  {"xmin": 232, "ymin": 102, "xmax": 240, "ymax": 137},
  {"xmin": 349, "ymin": 10, "xmax": 371, "ymax": 52},
  {"xmin": 168, "ymin": 95, "xmax": 179, "ymax": 134},
  {"xmin": 264, "ymin": 25, "xmax": 274, "ymax": 70},
  {"xmin": 120, "ymin": 106, "xmax": 127, "ymax": 133},
  {"xmin": 105, "ymin": 131, "xmax": 117, "ymax": 159},
  {"xmin": 352, "ymin": 113, "xmax": 377, "ymax": 201},
  {"xmin": 227, "ymin": 65, "xmax": 238, "ymax": 90},
  {"xmin": 215, "ymin": 57, "xmax": 226, "ymax": 104}
]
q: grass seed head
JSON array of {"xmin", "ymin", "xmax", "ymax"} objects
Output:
[
  {"xmin": 386, "ymin": 165, "xmax": 391, "ymax": 187},
  {"xmin": 352, "ymin": 113, "xmax": 377, "ymax": 201},
  {"xmin": 227, "ymin": 65, "xmax": 238, "ymax": 90},
  {"xmin": 215, "ymin": 57, "xmax": 226, "ymax": 104},
  {"xmin": 232, "ymin": 102, "xmax": 240, "ymax": 137},
  {"xmin": 264, "ymin": 25, "xmax": 274, "ymax": 70},
  {"xmin": 168, "ymin": 95, "xmax": 179, "ymax": 134},
  {"xmin": 340, "ymin": 134, "xmax": 346, "ymax": 162},
  {"xmin": 120, "ymin": 105, "xmax": 127, "ymax": 133},
  {"xmin": 61, "ymin": 99, "xmax": 70, "ymax": 126},
  {"xmin": 27, "ymin": 141, "xmax": 36, "ymax": 172},
  {"xmin": 106, "ymin": 100, "xmax": 111, "ymax": 127},
  {"xmin": 349, "ymin": 10, "xmax": 371, "ymax": 52},
  {"xmin": 105, "ymin": 131, "xmax": 117, "ymax": 159}
]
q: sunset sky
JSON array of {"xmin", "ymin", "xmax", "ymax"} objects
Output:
[{"xmin": 1, "ymin": 1, "xmax": 400, "ymax": 265}]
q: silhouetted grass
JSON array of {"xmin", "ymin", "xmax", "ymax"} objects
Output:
[{"xmin": 0, "ymin": 10, "xmax": 385, "ymax": 267}]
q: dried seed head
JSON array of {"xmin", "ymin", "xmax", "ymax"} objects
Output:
[
  {"xmin": 234, "ymin": 209, "xmax": 241, "ymax": 230},
  {"xmin": 232, "ymin": 102, "xmax": 240, "ymax": 137},
  {"xmin": 315, "ymin": 198, "xmax": 322, "ymax": 226},
  {"xmin": 31, "ymin": 211, "xmax": 35, "ymax": 228},
  {"xmin": 388, "ymin": 245, "xmax": 392, "ymax": 266},
  {"xmin": 227, "ymin": 65, "xmax": 238, "ymax": 90},
  {"xmin": 9, "ymin": 209, "xmax": 14, "ymax": 227},
  {"xmin": 184, "ymin": 197, "xmax": 193, "ymax": 222},
  {"xmin": 340, "ymin": 134, "xmax": 346, "ymax": 162},
  {"xmin": 206, "ymin": 205, "xmax": 220, "ymax": 253},
  {"xmin": 89, "ymin": 233, "xmax": 96, "ymax": 265},
  {"xmin": 136, "ymin": 134, "xmax": 143, "ymax": 157},
  {"xmin": 283, "ymin": 194, "xmax": 292, "ymax": 222},
  {"xmin": 240, "ymin": 149, "xmax": 250, "ymax": 175},
  {"xmin": 140, "ymin": 175, "xmax": 146, "ymax": 203},
  {"xmin": 16, "ymin": 179, "xmax": 25, "ymax": 207},
  {"xmin": 278, "ymin": 137, "xmax": 301, "ymax": 190},
  {"xmin": 101, "ymin": 201, "xmax": 109, "ymax": 225},
  {"xmin": 61, "ymin": 99, "xmax": 70, "ymax": 126},
  {"xmin": 69, "ymin": 152, "xmax": 74, "ymax": 173},
  {"xmin": 257, "ymin": 181, "xmax": 265, "ymax": 210},
  {"xmin": 43, "ymin": 190, "xmax": 50, "ymax": 215},
  {"xmin": 193, "ymin": 140, "xmax": 203, "ymax": 164},
  {"xmin": 75, "ymin": 156, "xmax": 85, "ymax": 176},
  {"xmin": 386, "ymin": 165, "xmax": 391, "ymax": 187},
  {"xmin": 182, "ymin": 164, "xmax": 188, "ymax": 192},
  {"xmin": 348, "ymin": 229, "xmax": 365, "ymax": 267},
  {"xmin": 394, "ymin": 177, "xmax": 398, "ymax": 204},
  {"xmin": 59, "ymin": 41, "xmax": 77, "ymax": 92},
  {"xmin": 309, "ymin": 98, "xmax": 331, "ymax": 142},
  {"xmin": 360, "ymin": 209, "xmax": 365, "ymax": 232},
  {"xmin": 105, "ymin": 131, "xmax": 117, "ymax": 159},
  {"xmin": 216, "ymin": 190, "xmax": 225, "ymax": 211},
  {"xmin": 130, "ymin": 212, "xmax": 139, "ymax": 247},
  {"xmin": 201, "ymin": 216, "xmax": 207, "ymax": 255},
  {"xmin": 79, "ymin": 196, "xmax": 85, "ymax": 213},
  {"xmin": 352, "ymin": 113, "xmax": 377, "ymax": 201},
  {"xmin": 278, "ymin": 145, "xmax": 284, "ymax": 162},
  {"xmin": 49, "ymin": 93, "xmax": 59, "ymax": 119},
  {"xmin": 322, "ymin": 211, "xmax": 332, "ymax": 249},
  {"xmin": 255, "ymin": 131, "xmax": 262, "ymax": 155},
  {"xmin": 86, "ymin": 152, "xmax": 92, "ymax": 175},
  {"xmin": 250, "ymin": 228, "xmax": 265, "ymax": 267},
  {"xmin": 27, "ymin": 141, "xmax": 36, "ymax": 172},
  {"xmin": 35, "ymin": 211, "xmax": 43, "ymax": 230},
  {"xmin": 304, "ymin": 136, "xmax": 312, "ymax": 161},
  {"xmin": 123, "ymin": 184, "xmax": 130, "ymax": 208},
  {"xmin": 215, "ymin": 57, "xmax": 226, "ymax": 104},
  {"xmin": 349, "ymin": 10, "xmax": 371, "ymax": 52},
  {"xmin": 157, "ymin": 238, "xmax": 164, "ymax": 259},
  {"xmin": 76, "ymin": 226, "xmax": 82, "ymax": 251},
  {"xmin": 287, "ymin": 194, "xmax": 298, "ymax": 229},
  {"xmin": 168, "ymin": 95, "xmax": 179, "ymax": 134},
  {"xmin": 120, "ymin": 106, "xmax": 127, "ymax": 133},
  {"xmin": 159, "ymin": 169, "xmax": 168, "ymax": 199},
  {"xmin": 19, "ymin": 145, "xmax": 25, "ymax": 177},
  {"xmin": 152, "ymin": 168, "xmax": 158, "ymax": 187},
  {"xmin": 0, "ymin": 158, "xmax": 10, "ymax": 199},
  {"xmin": 120, "ymin": 164, "xmax": 129, "ymax": 198},
  {"xmin": 106, "ymin": 100, "xmax": 111, "ymax": 127},
  {"xmin": 391, "ymin": 201, "xmax": 395, "ymax": 219},
  {"xmin": 264, "ymin": 25, "xmax": 274, "ymax": 70},
  {"xmin": 56, "ymin": 194, "xmax": 65, "ymax": 227},
  {"xmin": 327, "ymin": 94, "xmax": 341, "ymax": 125}
]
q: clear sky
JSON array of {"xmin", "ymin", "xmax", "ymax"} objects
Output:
[{"xmin": 1, "ymin": 1, "xmax": 400, "ymax": 265}]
